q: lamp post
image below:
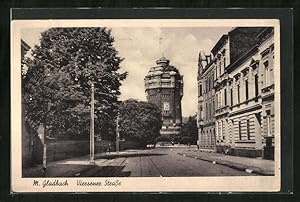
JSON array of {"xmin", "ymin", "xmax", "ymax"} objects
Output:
[
  {"xmin": 89, "ymin": 83, "xmax": 95, "ymax": 165},
  {"xmin": 89, "ymin": 85, "xmax": 119, "ymax": 161},
  {"xmin": 42, "ymin": 125, "xmax": 47, "ymax": 176},
  {"xmin": 42, "ymin": 102, "xmax": 51, "ymax": 176}
]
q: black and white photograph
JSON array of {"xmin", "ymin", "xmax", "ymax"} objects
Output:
[{"xmin": 11, "ymin": 19, "xmax": 280, "ymax": 192}]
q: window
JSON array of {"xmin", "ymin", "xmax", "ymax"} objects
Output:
[
  {"xmin": 206, "ymin": 79, "xmax": 209, "ymax": 92},
  {"xmin": 207, "ymin": 103, "xmax": 209, "ymax": 119},
  {"xmin": 266, "ymin": 110, "xmax": 271, "ymax": 136},
  {"xmin": 216, "ymin": 121, "xmax": 218, "ymax": 140},
  {"xmin": 264, "ymin": 61, "xmax": 270, "ymax": 86},
  {"xmin": 237, "ymin": 84, "xmax": 240, "ymax": 104},
  {"xmin": 208, "ymin": 77, "xmax": 210, "ymax": 90},
  {"xmin": 163, "ymin": 102, "xmax": 170, "ymax": 116},
  {"xmin": 207, "ymin": 77, "xmax": 210, "ymax": 90},
  {"xmin": 219, "ymin": 61, "xmax": 221, "ymax": 76},
  {"xmin": 224, "ymin": 89, "xmax": 227, "ymax": 106},
  {"xmin": 199, "ymin": 84, "xmax": 202, "ymax": 96},
  {"xmin": 230, "ymin": 88, "xmax": 233, "ymax": 106},
  {"xmin": 245, "ymin": 80, "xmax": 249, "ymax": 100},
  {"xmin": 256, "ymin": 113, "xmax": 261, "ymax": 126},
  {"xmin": 238, "ymin": 121, "xmax": 242, "ymax": 140},
  {"xmin": 215, "ymin": 68, "xmax": 218, "ymax": 79},
  {"xmin": 220, "ymin": 121, "xmax": 223, "ymax": 141},
  {"xmin": 209, "ymin": 103, "xmax": 212, "ymax": 119},
  {"xmin": 270, "ymin": 68, "xmax": 274, "ymax": 85},
  {"xmin": 200, "ymin": 106, "xmax": 203, "ymax": 119},
  {"xmin": 220, "ymin": 91, "xmax": 222, "ymax": 106},
  {"xmin": 206, "ymin": 103, "xmax": 208, "ymax": 120},
  {"xmin": 255, "ymin": 75, "xmax": 259, "ymax": 97},
  {"xmin": 247, "ymin": 119, "xmax": 250, "ymax": 140},
  {"xmin": 224, "ymin": 57, "xmax": 226, "ymax": 68}
]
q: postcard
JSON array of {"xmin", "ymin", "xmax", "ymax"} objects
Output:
[{"xmin": 11, "ymin": 18, "xmax": 280, "ymax": 192}]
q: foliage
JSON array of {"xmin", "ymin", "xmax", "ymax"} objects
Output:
[
  {"xmin": 179, "ymin": 114, "xmax": 198, "ymax": 144},
  {"xmin": 155, "ymin": 135, "xmax": 172, "ymax": 143},
  {"xmin": 118, "ymin": 99, "xmax": 162, "ymax": 147},
  {"xmin": 22, "ymin": 27, "xmax": 127, "ymax": 140}
]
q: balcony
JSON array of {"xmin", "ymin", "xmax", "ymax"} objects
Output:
[
  {"xmin": 215, "ymin": 105, "xmax": 229, "ymax": 117},
  {"xmin": 262, "ymin": 84, "xmax": 274, "ymax": 93},
  {"xmin": 261, "ymin": 84, "xmax": 274, "ymax": 100}
]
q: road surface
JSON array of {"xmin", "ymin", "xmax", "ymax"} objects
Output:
[{"xmin": 72, "ymin": 148, "xmax": 256, "ymax": 177}]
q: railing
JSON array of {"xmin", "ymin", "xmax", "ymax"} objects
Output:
[
  {"xmin": 261, "ymin": 84, "xmax": 274, "ymax": 93},
  {"xmin": 215, "ymin": 105, "xmax": 229, "ymax": 115}
]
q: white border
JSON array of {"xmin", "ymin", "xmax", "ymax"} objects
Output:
[{"xmin": 11, "ymin": 19, "xmax": 281, "ymax": 193}]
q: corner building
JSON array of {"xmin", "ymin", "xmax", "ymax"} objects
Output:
[
  {"xmin": 258, "ymin": 28, "xmax": 275, "ymax": 159},
  {"xmin": 144, "ymin": 57, "xmax": 184, "ymax": 138},
  {"xmin": 197, "ymin": 27, "xmax": 275, "ymax": 159}
]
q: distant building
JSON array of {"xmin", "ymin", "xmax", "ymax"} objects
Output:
[
  {"xmin": 197, "ymin": 51, "xmax": 215, "ymax": 150},
  {"xmin": 197, "ymin": 27, "xmax": 275, "ymax": 159},
  {"xmin": 21, "ymin": 39, "xmax": 30, "ymax": 61},
  {"xmin": 144, "ymin": 57, "xmax": 184, "ymax": 139},
  {"xmin": 182, "ymin": 117, "xmax": 189, "ymax": 124}
]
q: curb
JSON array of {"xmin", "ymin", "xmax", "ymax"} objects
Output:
[{"xmin": 177, "ymin": 153, "xmax": 274, "ymax": 176}]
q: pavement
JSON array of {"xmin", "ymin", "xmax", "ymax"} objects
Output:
[
  {"xmin": 177, "ymin": 148, "xmax": 274, "ymax": 176},
  {"xmin": 23, "ymin": 147, "xmax": 274, "ymax": 177},
  {"xmin": 23, "ymin": 150, "xmax": 143, "ymax": 177}
]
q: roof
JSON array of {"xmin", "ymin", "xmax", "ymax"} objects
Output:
[
  {"xmin": 156, "ymin": 56, "xmax": 170, "ymax": 65},
  {"xmin": 211, "ymin": 34, "xmax": 228, "ymax": 55},
  {"xmin": 256, "ymin": 27, "xmax": 274, "ymax": 44},
  {"xmin": 21, "ymin": 39, "xmax": 31, "ymax": 51},
  {"xmin": 226, "ymin": 45, "xmax": 259, "ymax": 73}
]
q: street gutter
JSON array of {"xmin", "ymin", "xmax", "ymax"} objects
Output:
[{"xmin": 177, "ymin": 152, "xmax": 274, "ymax": 176}]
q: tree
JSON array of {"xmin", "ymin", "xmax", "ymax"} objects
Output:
[
  {"xmin": 180, "ymin": 114, "xmax": 198, "ymax": 145},
  {"xmin": 118, "ymin": 99, "xmax": 162, "ymax": 147},
  {"xmin": 22, "ymin": 27, "xmax": 127, "ymax": 140}
]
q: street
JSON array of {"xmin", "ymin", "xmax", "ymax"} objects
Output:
[{"xmin": 44, "ymin": 148, "xmax": 256, "ymax": 177}]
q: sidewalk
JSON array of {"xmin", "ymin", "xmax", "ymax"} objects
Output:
[
  {"xmin": 22, "ymin": 150, "xmax": 145, "ymax": 177},
  {"xmin": 177, "ymin": 149, "xmax": 275, "ymax": 176}
]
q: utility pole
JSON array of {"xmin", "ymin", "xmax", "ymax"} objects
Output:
[
  {"xmin": 42, "ymin": 124, "xmax": 47, "ymax": 176},
  {"xmin": 42, "ymin": 102, "xmax": 51, "ymax": 176},
  {"xmin": 116, "ymin": 111, "xmax": 120, "ymax": 154},
  {"xmin": 89, "ymin": 83, "xmax": 95, "ymax": 165}
]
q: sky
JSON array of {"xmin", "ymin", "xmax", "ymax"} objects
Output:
[{"xmin": 21, "ymin": 26, "xmax": 232, "ymax": 117}]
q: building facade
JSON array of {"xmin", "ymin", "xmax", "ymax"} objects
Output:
[
  {"xmin": 144, "ymin": 57, "xmax": 184, "ymax": 138},
  {"xmin": 197, "ymin": 27, "xmax": 275, "ymax": 159},
  {"xmin": 197, "ymin": 52, "xmax": 215, "ymax": 150},
  {"xmin": 211, "ymin": 35, "xmax": 230, "ymax": 152},
  {"xmin": 258, "ymin": 28, "xmax": 275, "ymax": 159}
]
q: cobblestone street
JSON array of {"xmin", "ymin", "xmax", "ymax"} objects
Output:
[{"xmin": 22, "ymin": 147, "xmax": 274, "ymax": 177}]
